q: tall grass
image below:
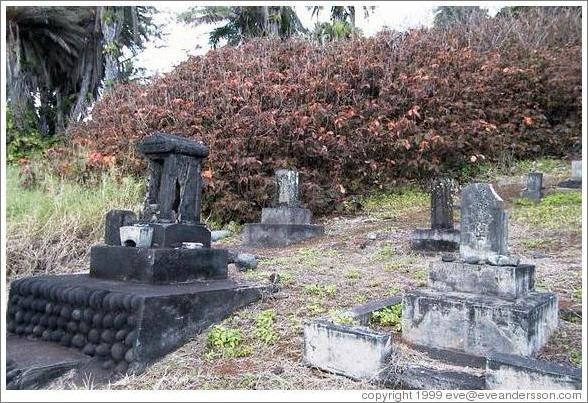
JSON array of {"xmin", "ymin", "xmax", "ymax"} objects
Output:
[{"xmin": 6, "ymin": 166, "xmax": 144, "ymax": 279}]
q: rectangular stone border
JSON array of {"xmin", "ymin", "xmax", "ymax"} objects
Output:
[
  {"xmin": 486, "ymin": 352, "xmax": 582, "ymax": 390},
  {"xmin": 303, "ymin": 296, "xmax": 402, "ymax": 380}
]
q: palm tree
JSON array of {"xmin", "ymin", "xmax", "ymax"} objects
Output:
[
  {"xmin": 308, "ymin": 5, "xmax": 376, "ymax": 27},
  {"xmin": 433, "ymin": 6, "xmax": 488, "ymax": 29},
  {"xmin": 6, "ymin": 6, "xmax": 158, "ymax": 136},
  {"xmin": 178, "ymin": 6, "xmax": 306, "ymax": 49},
  {"xmin": 6, "ymin": 7, "xmax": 90, "ymax": 134}
]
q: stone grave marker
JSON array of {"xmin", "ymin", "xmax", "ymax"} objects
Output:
[
  {"xmin": 5, "ymin": 133, "xmax": 267, "ymax": 389},
  {"xmin": 243, "ymin": 169, "xmax": 324, "ymax": 247},
  {"xmin": 411, "ymin": 178, "xmax": 460, "ymax": 251},
  {"xmin": 459, "ymin": 183, "xmax": 512, "ymax": 264},
  {"xmin": 521, "ymin": 172, "xmax": 543, "ymax": 201}
]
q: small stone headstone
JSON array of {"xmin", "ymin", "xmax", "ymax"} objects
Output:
[
  {"xmin": 430, "ymin": 178, "xmax": 455, "ymax": 230},
  {"xmin": 571, "ymin": 160, "xmax": 582, "ymax": 182},
  {"xmin": 522, "ymin": 172, "xmax": 543, "ymax": 201},
  {"xmin": 275, "ymin": 169, "xmax": 300, "ymax": 207},
  {"xmin": 459, "ymin": 183, "xmax": 509, "ymax": 262}
]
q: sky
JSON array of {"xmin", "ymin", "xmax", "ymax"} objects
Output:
[{"xmin": 132, "ymin": 3, "xmax": 504, "ymax": 78}]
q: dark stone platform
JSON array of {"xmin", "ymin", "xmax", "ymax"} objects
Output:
[
  {"xmin": 6, "ymin": 274, "xmax": 267, "ymax": 381},
  {"xmin": 243, "ymin": 223, "xmax": 325, "ymax": 247},
  {"xmin": 90, "ymin": 245, "xmax": 228, "ymax": 284},
  {"xmin": 402, "ymin": 289, "xmax": 558, "ymax": 357},
  {"xmin": 411, "ymin": 229, "xmax": 460, "ymax": 252},
  {"xmin": 557, "ymin": 180, "xmax": 581, "ymax": 189}
]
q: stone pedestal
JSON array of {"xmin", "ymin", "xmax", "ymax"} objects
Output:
[
  {"xmin": 90, "ymin": 245, "xmax": 228, "ymax": 284},
  {"xmin": 243, "ymin": 169, "xmax": 324, "ymax": 247},
  {"xmin": 412, "ymin": 178, "xmax": 459, "ymax": 251},
  {"xmin": 403, "ymin": 273, "xmax": 557, "ymax": 356}
]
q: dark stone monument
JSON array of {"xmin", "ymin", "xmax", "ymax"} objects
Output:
[
  {"xmin": 558, "ymin": 160, "xmax": 582, "ymax": 189},
  {"xmin": 521, "ymin": 172, "xmax": 543, "ymax": 201},
  {"xmin": 411, "ymin": 178, "xmax": 460, "ymax": 251},
  {"xmin": 242, "ymin": 169, "xmax": 324, "ymax": 247},
  {"xmin": 403, "ymin": 183, "xmax": 558, "ymax": 357},
  {"xmin": 6, "ymin": 133, "xmax": 267, "ymax": 389}
]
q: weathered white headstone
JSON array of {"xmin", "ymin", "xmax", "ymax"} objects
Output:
[
  {"xmin": 275, "ymin": 169, "xmax": 300, "ymax": 207},
  {"xmin": 571, "ymin": 160, "xmax": 582, "ymax": 182},
  {"xmin": 460, "ymin": 183, "xmax": 516, "ymax": 265}
]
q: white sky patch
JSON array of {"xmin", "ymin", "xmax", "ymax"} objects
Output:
[{"xmin": 131, "ymin": 3, "xmax": 507, "ymax": 78}]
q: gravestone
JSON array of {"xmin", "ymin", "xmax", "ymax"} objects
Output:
[
  {"xmin": 411, "ymin": 178, "xmax": 460, "ymax": 251},
  {"xmin": 403, "ymin": 183, "xmax": 557, "ymax": 357},
  {"xmin": 6, "ymin": 133, "xmax": 267, "ymax": 389},
  {"xmin": 274, "ymin": 169, "xmax": 300, "ymax": 207},
  {"xmin": 558, "ymin": 160, "xmax": 582, "ymax": 189},
  {"xmin": 242, "ymin": 169, "xmax": 324, "ymax": 247},
  {"xmin": 459, "ymin": 183, "xmax": 510, "ymax": 264},
  {"xmin": 521, "ymin": 172, "xmax": 543, "ymax": 201}
]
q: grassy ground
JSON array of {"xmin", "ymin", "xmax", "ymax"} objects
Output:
[
  {"xmin": 5, "ymin": 166, "xmax": 144, "ymax": 279},
  {"xmin": 5, "ymin": 159, "xmax": 583, "ymax": 389}
]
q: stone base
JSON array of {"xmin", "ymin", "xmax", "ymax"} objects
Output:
[
  {"xmin": 486, "ymin": 352, "xmax": 581, "ymax": 390},
  {"xmin": 557, "ymin": 180, "xmax": 581, "ymax": 189},
  {"xmin": 429, "ymin": 261, "xmax": 535, "ymax": 300},
  {"xmin": 242, "ymin": 223, "xmax": 324, "ymax": 247},
  {"xmin": 411, "ymin": 229, "xmax": 460, "ymax": 252},
  {"xmin": 261, "ymin": 206, "xmax": 312, "ymax": 225},
  {"xmin": 304, "ymin": 320, "xmax": 392, "ymax": 380},
  {"xmin": 521, "ymin": 190, "xmax": 543, "ymax": 201},
  {"xmin": 402, "ymin": 289, "xmax": 558, "ymax": 356},
  {"xmin": 6, "ymin": 274, "xmax": 266, "ymax": 383},
  {"xmin": 90, "ymin": 245, "xmax": 228, "ymax": 284}
]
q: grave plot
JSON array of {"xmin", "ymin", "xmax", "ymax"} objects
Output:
[
  {"xmin": 242, "ymin": 169, "xmax": 325, "ymax": 247},
  {"xmin": 301, "ymin": 182, "xmax": 580, "ymax": 391},
  {"xmin": 5, "ymin": 133, "xmax": 268, "ymax": 389}
]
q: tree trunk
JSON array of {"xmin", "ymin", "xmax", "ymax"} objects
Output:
[
  {"xmin": 349, "ymin": 7, "xmax": 356, "ymax": 27},
  {"xmin": 6, "ymin": 21, "xmax": 34, "ymax": 132},
  {"xmin": 55, "ymin": 88, "xmax": 65, "ymax": 134},
  {"xmin": 101, "ymin": 6, "xmax": 124, "ymax": 93},
  {"xmin": 267, "ymin": 6, "xmax": 281, "ymax": 37}
]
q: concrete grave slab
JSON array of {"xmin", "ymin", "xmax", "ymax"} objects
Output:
[
  {"xmin": 303, "ymin": 297, "xmax": 401, "ymax": 380},
  {"xmin": 486, "ymin": 352, "xmax": 581, "ymax": 390}
]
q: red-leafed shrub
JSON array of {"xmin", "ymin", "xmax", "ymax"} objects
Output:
[{"xmin": 69, "ymin": 10, "xmax": 582, "ymax": 223}]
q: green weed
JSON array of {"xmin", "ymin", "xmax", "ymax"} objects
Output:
[
  {"xmin": 206, "ymin": 325, "xmax": 252, "ymax": 359},
  {"xmin": 254, "ymin": 310, "xmax": 279, "ymax": 345},
  {"xmin": 371, "ymin": 304, "xmax": 403, "ymax": 332}
]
